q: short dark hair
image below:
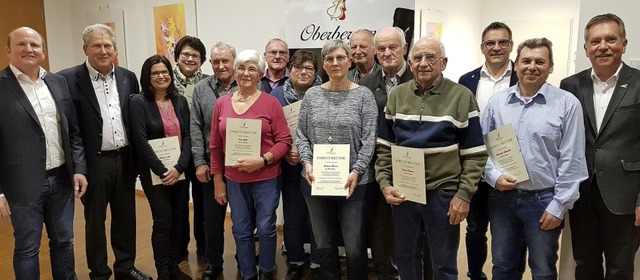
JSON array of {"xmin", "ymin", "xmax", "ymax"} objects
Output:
[
  {"xmin": 584, "ymin": 13, "xmax": 626, "ymax": 41},
  {"xmin": 515, "ymin": 37, "xmax": 554, "ymax": 66},
  {"xmin": 481, "ymin": 22, "xmax": 513, "ymax": 41},
  {"xmin": 289, "ymin": 50, "xmax": 318, "ymax": 72},
  {"xmin": 140, "ymin": 54, "xmax": 178, "ymax": 100},
  {"xmin": 174, "ymin": 35, "xmax": 206, "ymax": 62}
]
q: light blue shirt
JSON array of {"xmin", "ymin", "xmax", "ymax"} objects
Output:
[{"xmin": 481, "ymin": 83, "xmax": 588, "ymax": 219}]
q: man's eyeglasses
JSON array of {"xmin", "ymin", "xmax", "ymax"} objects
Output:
[
  {"xmin": 482, "ymin": 39, "xmax": 512, "ymax": 48},
  {"xmin": 180, "ymin": 52, "xmax": 201, "ymax": 61},
  {"xmin": 266, "ymin": 50, "xmax": 288, "ymax": 57},
  {"xmin": 151, "ymin": 71, "xmax": 170, "ymax": 78},
  {"xmin": 292, "ymin": 65, "xmax": 315, "ymax": 73},
  {"xmin": 411, "ymin": 54, "xmax": 443, "ymax": 65},
  {"xmin": 323, "ymin": 55, "xmax": 348, "ymax": 64}
]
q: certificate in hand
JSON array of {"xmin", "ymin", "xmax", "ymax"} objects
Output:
[
  {"xmin": 392, "ymin": 145, "xmax": 426, "ymax": 204},
  {"xmin": 283, "ymin": 101, "xmax": 301, "ymax": 151},
  {"xmin": 311, "ymin": 144, "xmax": 350, "ymax": 196},
  {"xmin": 484, "ymin": 123, "xmax": 530, "ymax": 183},
  {"xmin": 148, "ymin": 136, "xmax": 186, "ymax": 185},
  {"xmin": 225, "ymin": 118, "xmax": 262, "ymax": 166}
]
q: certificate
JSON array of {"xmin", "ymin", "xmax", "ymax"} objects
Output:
[
  {"xmin": 283, "ymin": 101, "xmax": 301, "ymax": 151},
  {"xmin": 483, "ymin": 123, "xmax": 530, "ymax": 183},
  {"xmin": 311, "ymin": 144, "xmax": 350, "ymax": 196},
  {"xmin": 148, "ymin": 136, "xmax": 186, "ymax": 185},
  {"xmin": 392, "ymin": 145, "xmax": 426, "ymax": 204},
  {"xmin": 225, "ymin": 118, "xmax": 262, "ymax": 166}
]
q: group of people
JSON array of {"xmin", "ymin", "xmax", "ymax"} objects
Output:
[{"xmin": 0, "ymin": 12, "xmax": 639, "ymax": 280}]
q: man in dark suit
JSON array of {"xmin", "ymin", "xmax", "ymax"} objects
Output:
[
  {"xmin": 457, "ymin": 22, "xmax": 521, "ymax": 280},
  {"xmin": 359, "ymin": 26, "xmax": 413, "ymax": 280},
  {"xmin": 559, "ymin": 13, "xmax": 640, "ymax": 280},
  {"xmin": 58, "ymin": 24, "xmax": 150, "ymax": 280},
  {"xmin": 0, "ymin": 26, "xmax": 88, "ymax": 280}
]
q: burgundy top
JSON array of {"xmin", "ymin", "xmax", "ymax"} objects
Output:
[{"xmin": 210, "ymin": 92, "xmax": 292, "ymax": 183}]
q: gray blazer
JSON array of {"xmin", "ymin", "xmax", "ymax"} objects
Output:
[
  {"xmin": 0, "ymin": 66, "xmax": 87, "ymax": 203},
  {"xmin": 560, "ymin": 63, "xmax": 640, "ymax": 215}
]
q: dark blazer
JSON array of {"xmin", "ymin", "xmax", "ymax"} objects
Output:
[
  {"xmin": 0, "ymin": 67, "xmax": 87, "ymax": 203},
  {"xmin": 58, "ymin": 64, "xmax": 139, "ymax": 192},
  {"xmin": 359, "ymin": 65, "xmax": 414, "ymax": 140},
  {"xmin": 560, "ymin": 63, "xmax": 640, "ymax": 215},
  {"xmin": 457, "ymin": 62, "xmax": 519, "ymax": 95},
  {"xmin": 129, "ymin": 93, "xmax": 191, "ymax": 182}
]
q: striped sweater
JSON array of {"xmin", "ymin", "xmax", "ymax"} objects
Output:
[{"xmin": 375, "ymin": 77, "xmax": 487, "ymax": 202}]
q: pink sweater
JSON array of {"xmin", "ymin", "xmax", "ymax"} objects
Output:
[{"xmin": 209, "ymin": 92, "xmax": 292, "ymax": 183}]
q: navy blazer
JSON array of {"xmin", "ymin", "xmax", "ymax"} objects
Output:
[
  {"xmin": 560, "ymin": 64, "xmax": 640, "ymax": 215},
  {"xmin": 129, "ymin": 93, "xmax": 191, "ymax": 182},
  {"xmin": 58, "ymin": 64, "xmax": 139, "ymax": 192},
  {"xmin": 0, "ymin": 67, "xmax": 87, "ymax": 203},
  {"xmin": 458, "ymin": 62, "xmax": 518, "ymax": 95}
]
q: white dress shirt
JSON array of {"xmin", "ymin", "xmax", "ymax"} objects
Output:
[
  {"xmin": 86, "ymin": 61, "xmax": 128, "ymax": 151},
  {"xmin": 591, "ymin": 64, "xmax": 622, "ymax": 132},
  {"xmin": 10, "ymin": 64, "xmax": 64, "ymax": 170},
  {"xmin": 476, "ymin": 62, "xmax": 513, "ymax": 116}
]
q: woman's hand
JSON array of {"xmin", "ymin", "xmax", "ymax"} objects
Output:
[
  {"xmin": 213, "ymin": 175, "xmax": 228, "ymax": 205},
  {"xmin": 161, "ymin": 167, "xmax": 181, "ymax": 186},
  {"xmin": 235, "ymin": 156, "xmax": 265, "ymax": 173},
  {"xmin": 304, "ymin": 163, "xmax": 315, "ymax": 187},
  {"xmin": 345, "ymin": 172, "xmax": 359, "ymax": 199},
  {"xmin": 285, "ymin": 150, "xmax": 300, "ymax": 165}
]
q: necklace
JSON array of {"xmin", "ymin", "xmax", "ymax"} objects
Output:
[
  {"xmin": 235, "ymin": 90, "xmax": 259, "ymax": 102},
  {"xmin": 156, "ymin": 100, "xmax": 169, "ymax": 113}
]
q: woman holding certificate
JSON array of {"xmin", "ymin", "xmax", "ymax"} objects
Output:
[
  {"xmin": 129, "ymin": 54, "xmax": 192, "ymax": 279},
  {"xmin": 209, "ymin": 49, "xmax": 292, "ymax": 280},
  {"xmin": 296, "ymin": 39, "xmax": 378, "ymax": 280}
]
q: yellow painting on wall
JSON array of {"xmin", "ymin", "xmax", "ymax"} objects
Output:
[{"xmin": 153, "ymin": 3, "xmax": 186, "ymax": 65}]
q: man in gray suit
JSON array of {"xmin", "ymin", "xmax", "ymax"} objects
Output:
[
  {"xmin": 560, "ymin": 13, "xmax": 640, "ymax": 279},
  {"xmin": 0, "ymin": 27, "xmax": 88, "ymax": 280}
]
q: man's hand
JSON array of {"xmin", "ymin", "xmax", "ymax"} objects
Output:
[
  {"xmin": 235, "ymin": 157, "xmax": 264, "ymax": 173},
  {"xmin": 540, "ymin": 211, "xmax": 562, "ymax": 230},
  {"xmin": 304, "ymin": 163, "xmax": 315, "ymax": 187},
  {"xmin": 381, "ymin": 186, "xmax": 405, "ymax": 205},
  {"xmin": 195, "ymin": 164, "xmax": 211, "ymax": 183},
  {"xmin": 0, "ymin": 196, "xmax": 10, "ymax": 218},
  {"xmin": 344, "ymin": 172, "xmax": 358, "ymax": 199},
  {"xmin": 495, "ymin": 174, "xmax": 517, "ymax": 192},
  {"xmin": 284, "ymin": 150, "xmax": 300, "ymax": 165},
  {"xmin": 73, "ymin": 174, "xmax": 88, "ymax": 198},
  {"xmin": 213, "ymin": 175, "xmax": 227, "ymax": 205},
  {"xmin": 161, "ymin": 167, "xmax": 181, "ymax": 186},
  {"xmin": 448, "ymin": 196, "xmax": 470, "ymax": 225}
]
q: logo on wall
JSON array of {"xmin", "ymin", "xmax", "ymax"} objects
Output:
[{"xmin": 327, "ymin": 0, "xmax": 347, "ymax": 20}]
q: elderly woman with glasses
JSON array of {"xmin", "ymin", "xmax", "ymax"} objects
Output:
[
  {"xmin": 129, "ymin": 54, "xmax": 192, "ymax": 280},
  {"xmin": 209, "ymin": 49, "xmax": 292, "ymax": 280},
  {"xmin": 271, "ymin": 50, "xmax": 322, "ymax": 279},
  {"xmin": 296, "ymin": 39, "xmax": 378, "ymax": 280}
]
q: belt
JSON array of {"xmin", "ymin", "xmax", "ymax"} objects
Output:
[
  {"xmin": 99, "ymin": 146, "xmax": 129, "ymax": 156},
  {"xmin": 45, "ymin": 164, "xmax": 65, "ymax": 176},
  {"xmin": 514, "ymin": 187, "xmax": 554, "ymax": 196}
]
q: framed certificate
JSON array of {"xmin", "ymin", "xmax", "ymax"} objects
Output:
[
  {"xmin": 311, "ymin": 144, "xmax": 350, "ymax": 196},
  {"xmin": 225, "ymin": 118, "xmax": 262, "ymax": 166},
  {"xmin": 484, "ymin": 123, "xmax": 530, "ymax": 183},
  {"xmin": 283, "ymin": 101, "xmax": 301, "ymax": 151},
  {"xmin": 392, "ymin": 145, "xmax": 426, "ymax": 204},
  {"xmin": 148, "ymin": 136, "xmax": 186, "ymax": 185}
]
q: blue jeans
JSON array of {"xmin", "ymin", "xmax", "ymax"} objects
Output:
[
  {"xmin": 201, "ymin": 180, "xmax": 228, "ymax": 268},
  {"xmin": 489, "ymin": 187, "xmax": 561, "ymax": 280},
  {"xmin": 227, "ymin": 177, "xmax": 280, "ymax": 279},
  {"xmin": 393, "ymin": 189, "xmax": 460, "ymax": 280},
  {"xmin": 281, "ymin": 163, "xmax": 316, "ymax": 265},
  {"xmin": 10, "ymin": 168, "xmax": 76, "ymax": 280},
  {"xmin": 303, "ymin": 179, "xmax": 368, "ymax": 280}
]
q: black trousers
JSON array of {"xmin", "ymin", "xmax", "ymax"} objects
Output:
[
  {"xmin": 180, "ymin": 162, "xmax": 206, "ymax": 258},
  {"xmin": 83, "ymin": 149, "xmax": 137, "ymax": 280},
  {"xmin": 569, "ymin": 177, "xmax": 640, "ymax": 280}
]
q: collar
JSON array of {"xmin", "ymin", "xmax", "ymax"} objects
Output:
[
  {"xmin": 356, "ymin": 62, "xmax": 379, "ymax": 76},
  {"xmin": 508, "ymin": 83, "xmax": 549, "ymax": 104},
  {"xmin": 263, "ymin": 68, "xmax": 290, "ymax": 81},
  {"xmin": 10, "ymin": 64, "xmax": 47, "ymax": 84},
  {"xmin": 480, "ymin": 61, "xmax": 512, "ymax": 80},
  {"xmin": 412, "ymin": 74, "xmax": 444, "ymax": 95},
  {"xmin": 85, "ymin": 61, "xmax": 114, "ymax": 81},
  {"xmin": 590, "ymin": 63, "xmax": 623, "ymax": 84},
  {"xmin": 215, "ymin": 77, "xmax": 237, "ymax": 89},
  {"xmin": 382, "ymin": 61, "xmax": 407, "ymax": 80}
]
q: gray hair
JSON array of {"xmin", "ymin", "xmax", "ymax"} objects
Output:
[
  {"xmin": 321, "ymin": 39, "xmax": 351, "ymax": 59},
  {"xmin": 351, "ymin": 29, "xmax": 374, "ymax": 43},
  {"xmin": 211, "ymin": 41, "xmax": 236, "ymax": 59},
  {"xmin": 264, "ymin": 38, "xmax": 289, "ymax": 52},
  {"xmin": 234, "ymin": 49, "xmax": 266, "ymax": 73},
  {"xmin": 409, "ymin": 37, "xmax": 446, "ymax": 58},
  {"xmin": 374, "ymin": 26, "xmax": 407, "ymax": 47},
  {"xmin": 82, "ymin": 24, "xmax": 116, "ymax": 47}
]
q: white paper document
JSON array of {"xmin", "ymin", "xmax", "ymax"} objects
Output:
[
  {"xmin": 225, "ymin": 118, "xmax": 262, "ymax": 166},
  {"xmin": 149, "ymin": 136, "xmax": 186, "ymax": 185},
  {"xmin": 484, "ymin": 123, "xmax": 530, "ymax": 183},
  {"xmin": 392, "ymin": 145, "xmax": 427, "ymax": 204},
  {"xmin": 311, "ymin": 144, "xmax": 350, "ymax": 196}
]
